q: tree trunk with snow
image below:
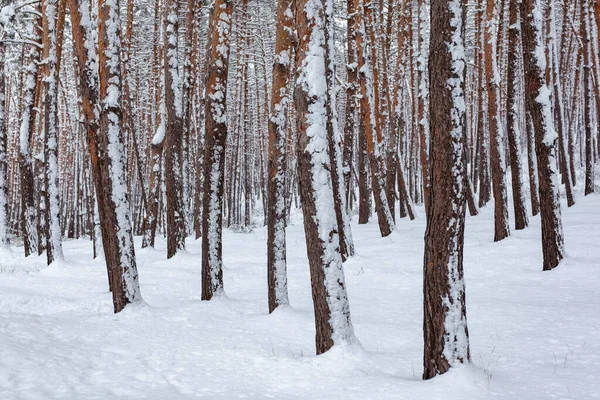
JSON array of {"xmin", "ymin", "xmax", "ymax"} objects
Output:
[
  {"xmin": 484, "ymin": 0, "xmax": 510, "ymax": 242},
  {"xmin": 506, "ymin": 0, "xmax": 529, "ymax": 230},
  {"xmin": 267, "ymin": 0, "xmax": 293, "ymax": 313},
  {"xmin": 0, "ymin": 44, "xmax": 8, "ymax": 248},
  {"xmin": 19, "ymin": 5, "xmax": 42, "ymax": 257},
  {"xmin": 521, "ymin": 0, "xmax": 565, "ymax": 271},
  {"xmin": 202, "ymin": 0, "xmax": 232, "ymax": 301},
  {"xmin": 583, "ymin": 0, "xmax": 595, "ymax": 196},
  {"xmin": 41, "ymin": 0, "xmax": 64, "ymax": 264},
  {"xmin": 423, "ymin": 0, "xmax": 470, "ymax": 379},
  {"xmin": 163, "ymin": 0, "xmax": 187, "ymax": 258},
  {"xmin": 325, "ymin": 1, "xmax": 353, "ymax": 261},
  {"xmin": 97, "ymin": 0, "xmax": 142, "ymax": 311},
  {"xmin": 343, "ymin": 0, "xmax": 358, "ymax": 212},
  {"xmin": 294, "ymin": 0, "xmax": 356, "ymax": 355}
]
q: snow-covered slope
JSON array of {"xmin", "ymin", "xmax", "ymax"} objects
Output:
[{"xmin": 1, "ymin": 196, "xmax": 599, "ymax": 399}]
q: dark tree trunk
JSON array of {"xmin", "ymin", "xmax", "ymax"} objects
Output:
[
  {"xmin": 19, "ymin": 5, "xmax": 42, "ymax": 257},
  {"xmin": 485, "ymin": 0, "xmax": 510, "ymax": 242},
  {"xmin": 506, "ymin": 0, "xmax": 529, "ymax": 230},
  {"xmin": 583, "ymin": 0, "xmax": 595, "ymax": 196},
  {"xmin": 526, "ymin": 114, "xmax": 540, "ymax": 216},
  {"xmin": 423, "ymin": 0, "xmax": 470, "ymax": 380},
  {"xmin": 163, "ymin": 0, "xmax": 187, "ymax": 258}
]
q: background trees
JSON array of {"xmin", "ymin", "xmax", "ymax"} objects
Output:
[{"xmin": 0, "ymin": 0, "xmax": 597, "ymax": 371}]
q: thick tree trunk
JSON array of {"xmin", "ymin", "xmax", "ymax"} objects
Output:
[
  {"xmin": 97, "ymin": 0, "xmax": 142, "ymax": 311},
  {"xmin": 423, "ymin": 0, "xmax": 470, "ymax": 380},
  {"xmin": 295, "ymin": 0, "xmax": 356, "ymax": 355},
  {"xmin": 202, "ymin": 0, "xmax": 232, "ymax": 300}
]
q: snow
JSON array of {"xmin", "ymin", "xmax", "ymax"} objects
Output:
[{"xmin": 1, "ymin": 194, "xmax": 600, "ymax": 398}]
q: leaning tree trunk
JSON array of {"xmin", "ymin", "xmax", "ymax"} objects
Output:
[
  {"xmin": 97, "ymin": 0, "xmax": 142, "ymax": 311},
  {"xmin": 202, "ymin": 0, "xmax": 233, "ymax": 301},
  {"xmin": 267, "ymin": 0, "xmax": 294, "ymax": 314},
  {"xmin": 423, "ymin": 0, "xmax": 470, "ymax": 380},
  {"xmin": 295, "ymin": 0, "xmax": 356, "ymax": 355},
  {"xmin": 163, "ymin": 0, "xmax": 187, "ymax": 258},
  {"xmin": 521, "ymin": 0, "xmax": 565, "ymax": 271}
]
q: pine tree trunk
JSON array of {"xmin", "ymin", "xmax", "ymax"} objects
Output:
[
  {"xmin": 267, "ymin": 0, "xmax": 294, "ymax": 313},
  {"xmin": 164, "ymin": 0, "xmax": 187, "ymax": 258},
  {"xmin": 19, "ymin": 6, "xmax": 42, "ymax": 257},
  {"xmin": 423, "ymin": 0, "xmax": 470, "ymax": 380},
  {"xmin": 295, "ymin": 0, "xmax": 356, "ymax": 355},
  {"xmin": 583, "ymin": 0, "xmax": 595, "ymax": 195},
  {"xmin": 97, "ymin": 0, "xmax": 142, "ymax": 311},
  {"xmin": 506, "ymin": 0, "xmax": 529, "ymax": 230},
  {"xmin": 0, "ymin": 45, "xmax": 8, "ymax": 248},
  {"xmin": 485, "ymin": 0, "xmax": 510, "ymax": 242},
  {"xmin": 41, "ymin": 0, "xmax": 64, "ymax": 264},
  {"xmin": 343, "ymin": 0, "xmax": 358, "ymax": 212},
  {"xmin": 326, "ymin": 5, "xmax": 354, "ymax": 261},
  {"xmin": 202, "ymin": 0, "xmax": 233, "ymax": 300}
]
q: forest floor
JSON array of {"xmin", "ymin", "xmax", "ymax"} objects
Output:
[{"xmin": 1, "ymin": 195, "xmax": 600, "ymax": 399}]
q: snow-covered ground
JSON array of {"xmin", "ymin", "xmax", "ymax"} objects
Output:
[{"xmin": 1, "ymin": 195, "xmax": 599, "ymax": 399}]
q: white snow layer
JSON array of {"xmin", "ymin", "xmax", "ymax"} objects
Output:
[{"xmin": 1, "ymin": 193, "xmax": 599, "ymax": 398}]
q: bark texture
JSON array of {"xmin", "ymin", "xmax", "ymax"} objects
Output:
[{"xmin": 423, "ymin": 0, "xmax": 470, "ymax": 380}]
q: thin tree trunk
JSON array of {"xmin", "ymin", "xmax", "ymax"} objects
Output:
[
  {"xmin": 41, "ymin": 0, "xmax": 64, "ymax": 264},
  {"xmin": 267, "ymin": 0, "xmax": 294, "ymax": 313},
  {"xmin": 164, "ymin": 0, "xmax": 187, "ymax": 258},
  {"xmin": 507, "ymin": 0, "xmax": 529, "ymax": 229},
  {"xmin": 0, "ymin": 45, "xmax": 8, "ymax": 248},
  {"xmin": 583, "ymin": 0, "xmax": 595, "ymax": 195},
  {"xmin": 19, "ymin": 5, "xmax": 42, "ymax": 257},
  {"xmin": 485, "ymin": 0, "xmax": 511, "ymax": 241}
]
